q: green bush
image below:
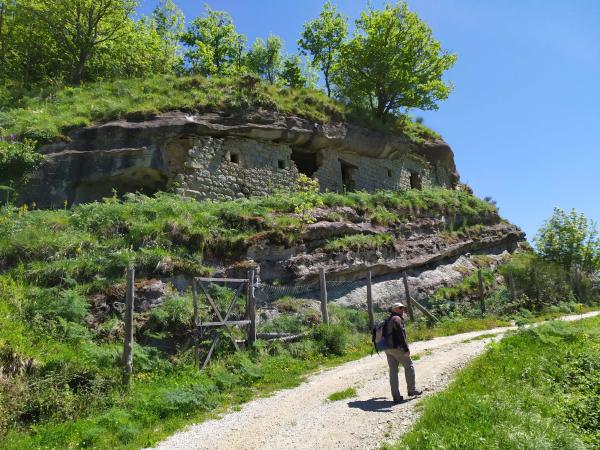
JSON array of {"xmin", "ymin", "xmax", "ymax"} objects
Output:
[
  {"xmin": 25, "ymin": 288, "xmax": 89, "ymax": 323},
  {"xmin": 313, "ymin": 323, "xmax": 349, "ymax": 356}
]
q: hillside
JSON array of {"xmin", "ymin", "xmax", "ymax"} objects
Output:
[
  {"xmin": 0, "ymin": 75, "xmax": 438, "ymax": 146},
  {"xmin": 0, "ymin": 188, "xmax": 524, "ymax": 448}
]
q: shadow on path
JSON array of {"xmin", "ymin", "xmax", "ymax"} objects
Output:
[{"xmin": 347, "ymin": 397, "xmax": 416, "ymax": 413}]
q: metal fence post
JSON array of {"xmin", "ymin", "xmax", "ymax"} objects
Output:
[
  {"xmin": 247, "ymin": 270, "xmax": 256, "ymax": 345},
  {"xmin": 402, "ymin": 271, "xmax": 415, "ymax": 321}
]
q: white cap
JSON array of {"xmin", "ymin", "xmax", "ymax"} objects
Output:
[{"xmin": 392, "ymin": 302, "xmax": 405, "ymax": 308}]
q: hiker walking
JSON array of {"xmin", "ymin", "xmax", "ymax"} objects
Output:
[{"xmin": 383, "ymin": 302, "xmax": 422, "ymax": 403}]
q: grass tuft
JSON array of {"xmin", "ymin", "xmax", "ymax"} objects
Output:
[{"xmin": 327, "ymin": 387, "xmax": 357, "ymax": 401}]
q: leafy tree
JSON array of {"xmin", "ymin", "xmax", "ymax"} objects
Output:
[
  {"xmin": 89, "ymin": 16, "xmax": 179, "ymax": 79},
  {"xmin": 534, "ymin": 208, "xmax": 600, "ymax": 274},
  {"xmin": 246, "ymin": 34, "xmax": 284, "ymax": 84},
  {"xmin": 181, "ymin": 6, "xmax": 245, "ymax": 76},
  {"xmin": 333, "ymin": 1, "xmax": 456, "ymax": 121},
  {"xmin": 0, "ymin": 0, "xmax": 59, "ymax": 87},
  {"xmin": 37, "ymin": 0, "xmax": 137, "ymax": 85},
  {"xmin": 280, "ymin": 55, "xmax": 306, "ymax": 88},
  {"xmin": 151, "ymin": 0, "xmax": 184, "ymax": 71},
  {"xmin": 298, "ymin": 1, "xmax": 347, "ymax": 97}
]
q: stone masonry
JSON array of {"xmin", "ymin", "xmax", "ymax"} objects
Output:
[{"xmin": 171, "ymin": 136, "xmax": 446, "ymax": 202}]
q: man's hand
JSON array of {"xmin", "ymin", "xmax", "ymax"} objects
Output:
[{"xmin": 404, "ymin": 350, "xmax": 410, "ymax": 356}]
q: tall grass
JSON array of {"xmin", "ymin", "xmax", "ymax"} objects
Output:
[
  {"xmin": 390, "ymin": 316, "xmax": 600, "ymax": 449},
  {"xmin": 0, "ymin": 74, "xmax": 439, "ymax": 145}
]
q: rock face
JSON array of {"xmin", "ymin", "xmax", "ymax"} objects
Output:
[
  {"xmin": 19, "ymin": 109, "xmax": 459, "ymax": 207},
  {"xmin": 226, "ymin": 207, "xmax": 525, "ymax": 308}
]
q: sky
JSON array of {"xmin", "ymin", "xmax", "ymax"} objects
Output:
[{"xmin": 138, "ymin": 0, "xmax": 600, "ymax": 241}]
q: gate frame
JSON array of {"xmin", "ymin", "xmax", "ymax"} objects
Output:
[{"xmin": 192, "ymin": 271, "xmax": 256, "ymax": 369}]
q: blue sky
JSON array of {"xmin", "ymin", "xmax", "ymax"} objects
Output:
[{"xmin": 138, "ymin": 0, "xmax": 600, "ymax": 241}]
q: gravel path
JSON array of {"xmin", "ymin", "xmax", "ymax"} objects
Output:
[{"xmin": 150, "ymin": 311, "xmax": 599, "ymax": 450}]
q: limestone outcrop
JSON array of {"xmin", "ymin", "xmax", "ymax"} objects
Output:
[{"xmin": 19, "ymin": 109, "xmax": 459, "ymax": 207}]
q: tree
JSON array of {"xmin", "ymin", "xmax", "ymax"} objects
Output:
[
  {"xmin": 298, "ymin": 1, "xmax": 347, "ymax": 97},
  {"xmin": 534, "ymin": 208, "xmax": 600, "ymax": 274},
  {"xmin": 38, "ymin": 0, "xmax": 137, "ymax": 85},
  {"xmin": 151, "ymin": 0, "xmax": 184, "ymax": 71},
  {"xmin": 280, "ymin": 55, "xmax": 306, "ymax": 88},
  {"xmin": 246, "ymin": 34, "xmax": 284, "ymax": 84},
  {"xmin": 181, "ymin": 6, "xmax": 245, "ymax": 76},
  {"xmin": 333, "ymin": 2, "xmax": 456, "ymax": 121},
  {"xmin": 88, "ymin": 16, "xmax": 180, "ymax": 80}
]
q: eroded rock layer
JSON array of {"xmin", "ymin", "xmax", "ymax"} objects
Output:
[{"xmin": 20, "ymin": 110, "xmax": 459, "ymax": 207}]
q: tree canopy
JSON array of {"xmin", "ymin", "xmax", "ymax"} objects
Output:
[
  {"xmin": 0, "ymin": 0, "xmax": 457, "ymax": 127},
  {"xmin": 535, "ymin": 208, "xmax": 600, "ymax": 274},
  {"xmin": 181, "ymin": 6, "xmax": 244, "ymax": 76},
  {"xmin": 298, "ymin": 2, "xmax": 347, "ymax": 97},
  {"xmin": 333, "ymin": 2, "xmax": 456, "ymax": 120}
]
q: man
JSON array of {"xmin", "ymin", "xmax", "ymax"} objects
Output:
[{"xmin": 384, "ymin": 302, "xmax": 422, "ymax": 403}]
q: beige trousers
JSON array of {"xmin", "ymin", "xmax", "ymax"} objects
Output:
[{"xmin": 384, "ymin": 348, "xmax": 416, "ymax": 401}]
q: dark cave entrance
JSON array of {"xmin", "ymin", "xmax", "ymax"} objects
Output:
[
  {"xmin": 290, "ymin": 149, "xmax": 319, "ymax": 177},
  {"xmin": 410, "ymin": 172, "xmax": 422, "ymax": 190},
  {"xmin": 339, "ymin": 159, "xmax": 357, "ymax": 192}
]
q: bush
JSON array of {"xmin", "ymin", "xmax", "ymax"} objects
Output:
[
  {"xmin": 313, "ymin": 324, "xmax": 349, "ymax": 356},
  {"xmin": 25, "ymin": 288, "xmax": 89, "ymax": 323}
]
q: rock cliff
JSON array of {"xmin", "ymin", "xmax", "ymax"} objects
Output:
[{"xmin": 19, "ymin": 109, "xmax": 459, "ymax": 207}]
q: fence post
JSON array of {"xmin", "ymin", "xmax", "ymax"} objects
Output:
[
  {"xmin": 477, "ymin": 269, "xmax": 486, "ymax": 313},
  {"xmin": 319, "ymin": 268, "xmax": 329, "ymax": 325},
  {"xmin": 247, "ymin": 270, "xmax": 256, "ymax": 345},
  {"xmin": 366, "ymin": 271, "xmax": 374, "ymax": 330},
  {"xmin": 192, "ymin": 278, "xmax": 200, "ymax": 368},
  {"xmin": 507, "ymin": 270, "xmax": 517, "ymax": 302},
  {"xmin": 122, "ymin": 267, "xmax": 135, "ymax": 387},
  {"xmin": 402, "ymin": 271, "xmax": 415, "ymax": 321}
]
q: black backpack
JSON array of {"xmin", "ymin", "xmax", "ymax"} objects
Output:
[{"xmin": 371, "ymin": 317, "xmax": 393, "ymax": 353}]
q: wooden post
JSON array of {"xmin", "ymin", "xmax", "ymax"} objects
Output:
[
  {"xmin": 402, "ymin": 271, "xmax": 415, "ymax": 321},
  {"xmin": 507, "ymin": 270, "xmax": 517, "ymax": 302},
  {"xmin": 366, "ymin": 271, "xmax": 374, "ymax": 330},
  {"xmin": 410, "ymin": 296, "xmax": 439, "ymax": 323},
  {"xmin": 192, "ymin": 278, "xmax": 200, "ymax": 367},
  {"xmin": 247, "ymin": 270, "xmax": 256, "ymax": 345},
  {"xmin": 477, "ymin": 269, "xmax": 486, "ymax": 313},
  {"xmin": 319, "ymin": 268, "xmax": 329, "ymax": 325},
  {"xmin": 122, "ymin": 267, "xmax": 135, "ymax": 387}
]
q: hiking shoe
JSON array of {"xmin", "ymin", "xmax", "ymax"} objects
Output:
[
  {"xmin": 408, "ymin": 390, "xmax": 423, "ymax": 397},
  {"xmin": 393, "ymin": 396, "xmax": 404, "ymax": 404}
]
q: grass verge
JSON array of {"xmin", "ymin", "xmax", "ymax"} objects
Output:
[{"xmin": 389, "ymin": 315, "xmax": 600, "ymax": 450}]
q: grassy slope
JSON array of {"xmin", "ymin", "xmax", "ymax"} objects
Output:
[
  {"xmin": 0, "ymin": 74, "xmax": 439, "ymax": 146},
  {"xmin": 391, "ymin": 316, "xmax": 600, "ymax": 450},
  {"xmin": 0, "ymin": 189, "xmax": 502, "ymax": 448}
]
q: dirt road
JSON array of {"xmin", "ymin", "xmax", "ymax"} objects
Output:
[{"xmin": 151, "ymin": 312, "xmax": 599, "ymax": 450}]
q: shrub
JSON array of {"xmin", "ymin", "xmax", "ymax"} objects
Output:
[{"xmin": 313, "ymin": 323, "xmax": 349, "ymax": 356}]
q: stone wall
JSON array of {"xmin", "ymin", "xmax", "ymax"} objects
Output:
[
  {"xmin": 313, "ymin": 149, "xmax": 436, "ymax": 192},
  {"xmin": 173, "ymin": 136, "xmax": 300, "ymax": 201},
  {"xmin": 170, "ymin": 136, "xmax": 447, "ymax": 202}
]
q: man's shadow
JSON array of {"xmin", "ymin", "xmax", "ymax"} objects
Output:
[{"xmin": 347, "ymin": 397, "xmax": 416, "ymax": 413}]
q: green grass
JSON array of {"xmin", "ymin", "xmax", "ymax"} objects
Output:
[
  {"xmin": 327, "ymin": 387, "xmax": 357, "ymax": 401},
  {"xmin": 0, "ymin": 189, "xmax": 496, "ymax": 289},
  {"xmin": 0, "ymin": 188, "xmax": 502, "ymax": 448},
  {"xmin": 389, "ymin": 316, "xmax": 600, "ymax": 450},
  {"xmin": 322, "ymin": 233, "xmax": 395, "ymax": 252},
  {"xmin": 0, "ymin": 74, "xmax": 439, "ymax": 146}
]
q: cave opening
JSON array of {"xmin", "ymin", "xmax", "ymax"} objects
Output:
[
  {"xmin": 410, "ymin": 172, "xmax": 422, "ymax": 190},
  {"xmin": 290, "ymin": 149, "xmax": 318, "ymax": 176},
  {"xmin": 339, "ymin": 159, "xmax": 357, "ymax": 192}
]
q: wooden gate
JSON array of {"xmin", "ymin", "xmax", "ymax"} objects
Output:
[{"xmin": 191, "ymin": 271, "xmax": 256, "ymax": 369}]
